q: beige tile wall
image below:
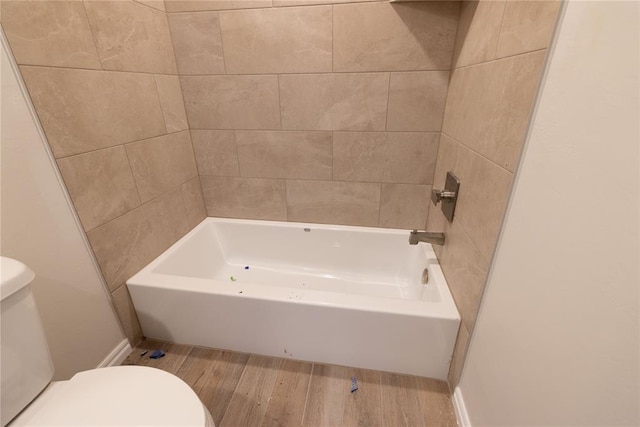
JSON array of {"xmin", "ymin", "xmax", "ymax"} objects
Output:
[
  {"xmin": 426, "ymin": 0, "xmax": 561, "ymax": 387},
  {"xmin": 2, "ymin": 0, "xmax": 206, "ymax": 345},
  {"xmin": 3, "ymin": 0, "xmax": 560, "ymax": 388},
  {"xmin": 174, "ymin": 0, "xmax": 460, "ymax": 229}
]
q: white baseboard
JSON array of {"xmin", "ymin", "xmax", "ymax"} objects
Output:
[
  {"xmin": 97, "ymin": 339, "xmax": 132, "ymax": 368},
  {"xmin": 452, "ymin": 387, "xmax": 471, "ymax": 427}
]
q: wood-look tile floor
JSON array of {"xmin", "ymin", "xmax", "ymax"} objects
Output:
[{"xmin": 122, "ymin": 340, "xmax": 457, "ymax": 427}]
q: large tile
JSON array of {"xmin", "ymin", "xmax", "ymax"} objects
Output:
[
  {"xmin": 180, "ymin": 177, "xmax": 207, "ymax": 228},
  {"xmin": 88, "ymin": 188, "xmax": 190, "ymax": 290},
  {"xmin": 280, "ymin": 73, "xmax": 389, "ymax": 131},
  {"xmin": 181, "ymin": 75, "xmax": 280, "ymax": 129},
  {"xmin": 431, "ymin": 134, "xmax": 513, "ymax": 264},
  {"xmin": 125, "ymin": 131, "xmax": 198, "ymax": 203},
  {"xmin": 168, "ymin": 12, "xmax": 226, "ymax": 75},
  {"xmin": 1, "ymin": 1, "xmax": 101, "ymax": 69},
  {"xmin": 111, "ymin": 284, "xmax": 143, "ymax": 345},
  {"xmin": 437, "ymin": 220, "xmax": 489, "ymax": 333},
  {"xmin": 333, "ymin": 132, "xmax": 439, "ymax": 184},
  {"xmin": 333, "ymin": 1, "xmax": 459, "ymax": 72},
  {"xmin": 235, "ymin": 131, "xmax": 332, "ymax": 180},
  {"xmin": 165, "ymin": 0, "xmax": 272, "ymax": 12},
  {"xmin": 200, "ymin": 176, "xmax": 287, "ymax": 220},
  {"xmin": 452, "ymin": 144, "xmax": 513, "ymax": 263},
  {"xmin": 286, "ymin": 180, "xmax": 380, "ymax": 227},
  {"xmin": 496, "ymin": 0, "xmax": 561, "ymax": 58},
  {"xmin": 191, "ymin": 130, "xmax": 240, "ymax": 176},
  {"xmin": 57, "ymin": 146, "xmax": 141, "ymax": 232},
  {"xmin": 448, "ymin": 323, "xmax": 470, "ymax": 388},
  {"xmin": 84, "ymin": 0, "xmax": 177, "ymax": 74},
  {"xmin": 452, "ymin": 1, "xmax": 506, "ymax": 68},
  {"xmin": 219, "ymin": 6, "xmax": 332, "ymax": 74},
  {"xmin": 155, "ymin": 75, "xmax": 189, "ymax": 132},
  {"xmin": 379, "ymin": 184, "xmax": 431, "ymax": 230},
  {"xmin": 21, "ymin": 67, "xmax": 166, "ymax": 158},
  {"xmin": 387, "ymin": 71, "xmax": 449, "ymax": 132},
  {"xmin": 442, "ymin": 50, "xmax": 546, "ymax": 171}
]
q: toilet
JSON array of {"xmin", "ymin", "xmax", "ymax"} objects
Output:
[{"xmin": 0, "ymin": 257, "xmax": 214, "ymax": 426}]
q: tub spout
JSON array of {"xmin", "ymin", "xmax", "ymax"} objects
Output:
[{"xmin": 409, "ymin": 230, "xmax": 445, "ymax": 246}]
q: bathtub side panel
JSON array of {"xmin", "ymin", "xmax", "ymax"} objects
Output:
[{"xmin": 128, "ymin": 285, "xmax": 459, "ymax": 380}]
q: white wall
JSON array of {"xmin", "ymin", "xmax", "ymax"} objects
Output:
[
  {"xmin": 458, "ymin": 1, "xmax": 640, "ymax": 426},
  {"xmin": 1, "ymin": 31, "xmax": 126, "ymax": 380}
]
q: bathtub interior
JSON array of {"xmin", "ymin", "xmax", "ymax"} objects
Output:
[{"xmin": 150, "ymin": 219, "xmax": 441, "ymax": 301}]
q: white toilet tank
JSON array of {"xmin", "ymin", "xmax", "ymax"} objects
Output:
[{"xmin": 1, "ymin": 257, "xmax": 55, "ymax": 427}]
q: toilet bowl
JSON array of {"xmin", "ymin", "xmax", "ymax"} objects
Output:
[
  {"xmin": 10, "ymin": 365, "xmax": 214, "ymax": 426},
  {"xmin": 0, "ymin": 257, "xmax": 213, "ymax": 426}
]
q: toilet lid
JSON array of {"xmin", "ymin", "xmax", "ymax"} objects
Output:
[{"xmin": 11, "ymin": 366, "xmax": 208, "ymax": 426}]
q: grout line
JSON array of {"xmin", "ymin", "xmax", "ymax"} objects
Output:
[
  {"xmin": 180, "ymin": 69, "xmax": 453, "ymax": 76},
  {"xmin": 424, "ymin": 133, "xmax": 443, "ymax": 229},
  {"xmin": 331, "ymin": 5, "xmax": 335, "ymax": 73},
  {"xmin": 447, "ymin": 0, "xmax": 464, "ymax": 70},
  {"xmin": 453, "ymin": 47, "xmax": 548, "ymax": 72},
  {"xmin": 199, "ymin": 174, "xmax": 432, "ymax": 187},
  {"xmin": 165, "ymin": 0, "xmax": 387, "ymax": 14},
  {"xmin": 277, "ymin": 74, "xmax": 284, "ymax": 130},
  {"xmin": 216, "ymin": 11, "xmax": 229, "ymax": 74},
  {"xmin": 191, "ymin": 130, "xmax": 203, "ymax": 177},
  {"xmin": 384, "ymin": 71, "xmax": 392, "ymax": 131},
  {"xmin": 121, "ymin": 144, "xmax": 144, "ymax": 208},
  {"xmin": 455, "ymin": 213, "xmax": 493, "ymax": 271},
  {"xmin": 330, "ymin": 131, "xmax": 334, "ymax": 181},
  {"xmin": 132, "ymin": 0, "xmax": 167, "ymax": 13},
  {"xmin": 17, "ymin": 63, "xmax": 179, "ymax": 77},
  {"xmin": 413, "ymin": 375, "xmax": 427, "ymax": 427},
  {"xmin": 219, "ymin": 356, "xmax": 252, "ymax": 426},
  {"xmin": 493, "ymin": 1, "xmax": 509, "ymax": 60},
  {"xmin": 300, "ymin": 363, "xmax": 315, "ymax": 426},
  {"xmin": 375, "ymin": 182, "xmax": 383, "ymax": 227},
  {"xmin": 441, "ymin": 130, "xmax": 515, "ymax": 175},
  {"xmin": 54, "ymin": 129, "xmax": 189, "ymax": 161},
  {"xmin": 231, "ymin": 130, "xmax": 242, "ymax": 177},
  {"xmin": 16, "ymin": 63, "xmax": 453, "ymax": 77},
  {"xmin": 80, "ymin": 1, "xmax": 105, "ymax": 71},
  {"xmin": 152, "ymin": 74, "xmax": 171, "ymax": 135},
  {"xmin": 164, "ymin": 8, "xmax": 184, "ymax": 76},
  {"xmin": 85, "ymin": 173, "xmax": 192, "ymax": 234},
  {"xmin": 284, "ymin": 179, "xmax": 290, "ymax": 221},
  {"xmin": 188, "ymin": 128, "xmax": 442, "ymax": 134},
  {"xmin": 378, "ymin": 370, "xmax": 385, "ymax": 425},
  {"xmin": 437, "ymin": 70, "xmax": 452, "ymax": 133},
  {"xmin": 176, "ymin": 346, "xmax": 197, "ymax": 376}
]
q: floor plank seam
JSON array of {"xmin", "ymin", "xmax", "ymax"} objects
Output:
[
  {"xmin": 218, "ymin": 356, "xmax": 251, "ymax": 427},
  {"xmin": 299, "ymin": 362, "xmax": 315, "ymax": 427}
]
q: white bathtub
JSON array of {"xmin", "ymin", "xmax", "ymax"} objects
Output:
[{"xmin": 127, "ymin": 218, "xmax": 460, "ymax": 380}]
